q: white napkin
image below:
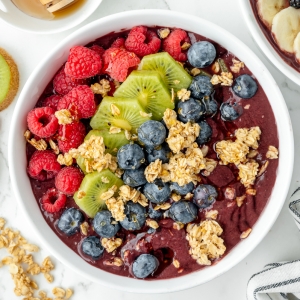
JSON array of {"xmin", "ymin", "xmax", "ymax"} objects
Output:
[{"xmin": 247, "ymin": 188, "xmax": 300, "ymax": 300}]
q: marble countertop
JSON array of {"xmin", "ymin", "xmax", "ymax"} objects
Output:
[{"xmin": 1, "ymin": 0, "xmax": 300, "ymax": 299}]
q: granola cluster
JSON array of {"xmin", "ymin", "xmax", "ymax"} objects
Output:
[
  {"xmin": 90, "ymin": 79, "xmax": 111, "ymax": 97},
  {"xmin": 230, "ymin": 59, "xmax": 245, "ymax": 74},
  {"xmin": 210, "ymin": 72, "xmax": 233, "ymax": 86},
  {"xmin": 54, "ymin": 109, "xmax": 73, "ymax": 125},
  {"xmin": 101, "ymin": 237, "xmax": 122, "ymax": 253}
]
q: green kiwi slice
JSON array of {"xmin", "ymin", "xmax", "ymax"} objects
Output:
[
  {"xmin": 138, "ymin": 52, "xmax": 192, "ymax": 94},
  {"xmin": 74, "ymin": 169, "xmax": 123, "ymax": 218},
  {"xmin": 90, "ymin": 96, "xmax": 151, "ymax": 133},
  {"xmin": 113, "ymin": 70, "xmax": 174, "ymax": 120}
]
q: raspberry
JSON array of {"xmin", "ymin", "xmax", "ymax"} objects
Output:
[
  {"xmin": 53, "ymin": 67, "xmax": 87, "ymax": 95},
  {"xmin": 58, "ymin": 122, "xmax": 86, "ymax": 153},
  {"xmin": 125, "ymin": 26, "xmax": 161, "ymax": 57},
  {"xmin": 27, "ymin": 107, "xmax": 59, "ymax": 138},
  {"xmin": 42, "ymin": 95, "xmax": 62, "ymax": 110},
  {"xmin": 90, "ymin": 45, "xmax": 105, "ymax": 57},
  {"xmin": 111, "ymin": 37, "xmax": 125, "ymax": 49},
  {"xmin": 41, "ymin": 188, "xmax": 67, "ymax": 213},
  {"xmin": 57, "ymin": 85, "xmax": 96, "ymax": 119},
  {"xmin": 163, "ymin": 29, "xmax": 190, "ymax": 62},
  {"xmin": 28, "ymin": 150, "xmax": 61, "ymax": 181},
  {"xmin": 65, "ymin": 46, "xmax": 102, "ymax": 79},
  {"xmin": 102, "ymin": 48, "xmax": 140, "ymax": 82},
  {"xmin": 55, "ymin": 167, "xmax": 84, "ymax": 196}
]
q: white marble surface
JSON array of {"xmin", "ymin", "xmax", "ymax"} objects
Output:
[{"xmin": 1, "ymin": 0, "xmax": 300, "ymax": 299}]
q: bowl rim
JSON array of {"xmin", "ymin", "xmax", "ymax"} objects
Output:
[
  {"xmin": 8, "ymin": 9, "xmax": 294, "ymax": 293},
  {"xmin": 239, "ymin": 0, "xmax": 300, "ymax": 86}
]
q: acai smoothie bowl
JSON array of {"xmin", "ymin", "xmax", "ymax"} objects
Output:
[{"xmin": 8, "ymin": 10, "xmax": 293, "ymax": 293}]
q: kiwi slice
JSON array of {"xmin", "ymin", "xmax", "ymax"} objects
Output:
[
  {"xmin": 0, "ymin": 48, "xmax": 19, "ymax": 111},
  {"xmin": 90, "ymin": 96, "xmax": 151, "ymax": 133},
  {"xmin": 138, "ymin": 52, "xmax": 192, "ymax": 94},
  {"xmin": 74, "ymin": 169, "xmax": 123, "ymax": 218},
  {"xmin": 113, "ymin": 70, "xmax": 174, "ymax": 120}
]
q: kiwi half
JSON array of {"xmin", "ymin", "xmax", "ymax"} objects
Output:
[
  {"xmin": 90, "ymin": 96, "xmax": 151, "ymax": 133},
  {"xmin": 113, "ymin": 70, "xmax": 174, "ymax": 120},
  {"xmin": 74, "ymin": 169, "xmax": 123, "ymax": 218},
  {"xmin": 138, "ymin": 52, "xmax": 192, "ymax": 94}
]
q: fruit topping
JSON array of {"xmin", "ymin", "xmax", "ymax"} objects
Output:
[
  {"xmin": 290, "ymin": 0, "xmax": 300, "ymax": 8},
  {"xmin": 232, "ymin": 74, "xmax": 258, "ymax": 99},
  {"xmin": 177, "ymin": 98, "xmax": 206, "ymax": 123},
  {"xmin": 41, "ymin": 188, "xmax": 67, "ymax": 213},
  {"xmin": 65, "ymin": 46, "xmax": 102, "ymax": 79},
  {"xmin": 148, "ymin": 203, "xmax": 163, "ymax": 220},
  {"xmin": 120, "ymin": 202, "xmax": 146, "ymax": 230},
  {"xmin": 81, "ymin": 236, "xmax": 104, "ymax": 260},
  {"xmin": 168, "ymin": 201, "xmax": 198, "ymax": 224},
  {"xmin": 102, "ymin": 47, "xmax": 140, "ymax": 82},
  {"xmin": 163, "ymin": 29, "xmax": 190, "ymax": 62},
  {"xmin": 90, "ymin": 45, "xmax": 105, "ymax": 57},
  {"xmin": 146, "ymin": 143, "xmax": 171, "ymax": 164},
  {"xmin": 202, "ymin": 96, "xmax": 218, "ymax": 116},
  {"xmin": 123, "ymin": 166, "xmax": 147, "ymax": 187},
  {"xmin": 193, "ymin": 184, "xmax": 218, "ymax": 209},
  {"xmin": 143, "ymin": 179, "xmax": 171, "ymax": 204},
  {"xmin": 138, "ymin": 120, "xmax": 166, "ymax": 148},
  {"xmin": 132, "ymin": 254, "xmax": 159, "ymax": 279},
  {"xmin": 42, "ymin": 95, "xmax": 61, "ymax": 110},
  {"xmin": 57, "ymin": 85, "xmax": 96, "ymax": 119},
  {"xmin": 187, "ymin": 41, "xmax": 216, "ymax": 68},
  {"xmin": 55, "ymin": 167, "xmax": 84, "ymax": 196},
  {"xmin": 125, "ymin": 26, "xmax": 161, "ymax": 57},
  {"xmin": 57, "ymin": 208, "xmax": 84, "ymax": 236},
  {"xmin": 27, "ymin": 107, "xmax": 58, "ymax": 138},
  {"xmin": 93, "ymin": 210, "xmax": 120, "ymax": 238},
  {"xmin": 58, "ymin": 121, "xmax": 86, "ymax": 153},
  {"xmin": 196, "ymin": 121, "xmax": 212, "ymax": 145},
  {"xmin": 117, "ymin": 144, "xmax": 145, "ymax": 170},
  {"xmin": 220, "ymin": 102, "xmax": 241, "ymax": 121},
  {"xmin": 111, "ymin": 38, "xmax": 126, "ymax": 49},
  {"xmin": 28, "ymin": 150, "xmax": 61, "ymax": 181},
  {"xmin": 73, "ymin": 169, "xmax": 123, "ymax": 218},
  {"xmin": 170, "ymin": 182, "xmax": 194, "ymax": 196},
  {"xmin": 188, "ymin": 75, "xmax": 214, "ymax": 99}
]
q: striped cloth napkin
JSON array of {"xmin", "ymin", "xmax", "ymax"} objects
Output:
[{"xmin": 247, "ymin": 188, "xmax": 300, "ymax": 300}]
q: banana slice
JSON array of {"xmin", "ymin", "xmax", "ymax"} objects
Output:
[
  {"xmin": 272, "ymin": 7, "xmax": 300, "ymax": 54},
  {"xmin": 293, "ymin": 32, "xmax": 300, "ymax": 63},
  {"xmin": 257, "ymin": 0, "xmax": 288, "ymax": 29}
]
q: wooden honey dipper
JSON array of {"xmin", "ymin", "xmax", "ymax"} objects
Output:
[{"xmin": 39, "ymin": 0, "xmax": 75, "ymax": 13}]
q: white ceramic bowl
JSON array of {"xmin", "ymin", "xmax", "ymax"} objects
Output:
[
  {"xmin": 240, "ymin": 0, "xmax": 300, "ymax": 86},
  {"xmin": 0, "ymin": 0, "xmax": 102, "ymax": 34},
  {"xmin": 8, "ymin": 10, "xmax": 294, "ymax": 293}
]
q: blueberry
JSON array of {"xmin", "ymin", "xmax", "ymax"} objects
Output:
[
  {"xmin": 81, "ymin": 236, "xmax": 104, "ymax": 260},
  {"xmin": 187, "ymin": 41, "xmax": 216, "ymax": 68},
  {"xmin": 146, "ymin": 143, "xmax": 170, "ymax": 164},
  {"xmin": 220, "ymin": 102, "xmax": 242, "ymax": 121},
  {"xmin": 117, "ymin": 143, "xmax": 145, "ymax": 170},
  {"xmin": 189, "ymin": 75, "xmax": 214, "ymax": 99},
  {"xmin": 147, "ymin": 228, "xmax": 156, "ymax": 234},
  {"xmin": 232, "ymin": 74, "xmax": 258, "ymax": 99},
  {"xmin": 202, "ymin": 96, "xmax": 218, "ymax": 116},
  {"xmin": 120, "ymin": 202, "xmax": 146, "ymax": 231},
  {"xmin": 132, "ymin": 254, "xmax": 159, "ymax": 279},
  {"xmin": 170, "ymin": 182, "xmax": 194, "ymax": 196},
  {"xmin": 93, "ymin": 210, "xmax": 120, "ymax": 238},
  {"xmin": 138, "ymin": 120, "xmax": 166, "ymax": 148},
  {"xmin": 57, "ymin": 208, "xmax": 84, "ymax": 236},
  {"xmin": 177, "ymin": 98, "xmax": 206, "ymax": 123},
  {"xmin": 148, "ymin": 203, "xmax": 163, "ymax": 220},
  {"xmin": 168, "ymin": 201, "xmax": 198, "ymax": 224},
  {"xmin": 193, "ymin": 184, "xmax": 218, "ymax": 209},
  {"xmin": 196, "ymin": 121, "xmax": 212, "ymax": 145},
  {"xmin": 123, "ymin": 166, "xmax": 147, "ymax": 187},
  {"xmin": 143, "ymin": 179, "xmax": 171, "ymax": 204}
]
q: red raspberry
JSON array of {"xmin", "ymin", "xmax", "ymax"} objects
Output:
[
  {"xmin": 58, "ymin": 122, "xmax": 86, "ymax": 153},
  {"xmin": 28, "ymin": 150, "xmax": 61, "ymax": 181},
  {"xmin": 53, "ymin": 67, "xmax": 87, "ymax": 95},
  {"xmin": 102, "ymin": 48, "xmax": 140, "ymax": 82},
  {"xmin": 90, "ymin": 45, "xmax": 105, "ymax": 57},
  {"xmin": 55, "ymin": 167, "xmax": 84, "ymax": 196},
  {"xmin": 65, "ymin": 46, "xmax": 102, "ymax": 79},
  {"xmin": 57, "ymin": 85, "xmax": 96, "ymax": 119},
  {"xmin": 41, "ymin": 188, "xmax": 67, "ymax": 213},
  {"xmin": 125, "ymin": 26, "xmax": 161, "ymax": 57},
  {"xmin": 111, "ymin": 37, "xmax": 125, "ymax": 49},
  {"xmin": 27, "ymin": 107, "xmax": 59, "ymax": 138},
  {"xmin": 42, "ymin": 95, "xmax": 62, "ymax": 110},
  {"xmin": 163, "ymin": 29, "xmax": 190, "ymax": 62}
]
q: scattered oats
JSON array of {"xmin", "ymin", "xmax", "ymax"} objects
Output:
[
  {"xmin": 190, "ymin": 68, "xmax": 201, "ymax": 76},
  {"xmin": 131, "ymin": 134, "xmax": 138, "ymax": 141},
  {"xmin": 247, "ymin": 150, "xmax": 258, "ymax": 159},
  {"xmin": 212, "ymin": 61, "xmax": 220, "ymax": 73},
  {"xmin": 52, "ymin": 287, "xmax": 66, "ymax": 298},
  {"xmin": 240, "ymin": 228, "xmax": 252, "ymax": 239},
  {"xmin": 57, "ymin": 153, "xmax": 73, "ymax": 166},
  {"xmin": 23, "ymin": 244, "xmax": 39, "ymax": 252},
  {"xmin": 65, "ymin": 288, "xmax": 73, "ymax": 299},
  {"xmin": 90, "ymin": 79, "xmax": 111, "ymax": 97},
  {"xmin": 230, "ymin": 58, "xmax": 245, "ymax": 73},
  {"xmin": 235, "ymin": 127, "xmax": 261, "ymax": 149},
  {"xmin": 158, "ymin": 28, "xmax": 170, "ymax": 39},
  {"xmin": 76, "ymin": 190, "xmax": 86, "ymax": 200},
  {"xmin": 186, "ymin": 220, "xmax": 226, "ymax": 266},
  {"xmin": 257, "ymin": 161, "xmax": 269, "ymax": 177},
  {"xmin": 27, "ymin": 263, "xmax": 41, "ymax": 275},
  {"xmin": 115, "ymin": 168, "xmax": 124, "ymax": 178},
  {"xmin": 244, "ymin": 104, "xmax": 250, "ymax": 109},
  {"xmin": 42, "ymin": 256, "xmax": 54, "ymax": 272},
  {"xmin": 140, "ymin": 111, "xmax": 152, "ymax": 118},
  {"xmin": 224, "ymin": 187, "xmax": 236, "ymax": 200},
  {"xmin": 49, "ymin": 139, "xmax": 59, "ymax": 155},
  {"xmin": 124, "ymin": 130, "xmax": 131, "ymax": 141},
  {"xmin": 9, "ymin": 263, "xmax": 19, "ymax": 274},
  {"xmin": 146, "ymin": 219, "xmax": 159, "ymax": 229},
  {"xmin": 80, "ymin": 222, "xmax": 89, "ymax": 236},
  {"xmin": 27, "ymin": 138, "xmax": 48, "ymax": 151},
  {"xmin": 24, "ymin": 130, "xmax": 31, "ymax": 140},
  {"xmin": 173, "ymin": 259, "xmax": 180, "ymax": 268},
  {"xmin": 178, "ymin": 268, "xmax": 184, "ymax": 273},
  {"xmin": 173, "ymin": 222, "xmax": 184, "ymax": 230},
  {"xmin": 106, "ymin": 197, "xmax": 125, "ymax": 222},
  {"xmin": 177, "ymin": 61, "xmax": 184, "ymax": 67},
  {"xmin": 205, "ymin": 210, "xmax": 218, "ymax": 220},
  {"xmin": 171, "ymin": 193, "xmax": 181, "ymax": 202},
  {"xmin": 145, "ymin": 159, "xmax": 162, "ymax": 183},
  {"xmin": 109, "ymin": 126, "xmax": 122, "ymax": 134},
  {"xmin": 154, "ymin": 203, "xmax": 171, "ymax": 210},
  {"xmin": 266, "ymin": 146, "xmax": 279, "ymax": 159},
  {"xmin": 55, "ymin": 109, "xmax": 73, "ymax": 125},
  {"xmin": 110, "ymin": 103, "xmax": 120, "ymax": 116},
  {"xmin": 246, "ymin": 188, "xmax": 256, "ymax": 196},
  {"xmin": 210, "ymin": 72, "xmax": 233, "ymax": 86},
  {"xmin": 203, "ymin": 158, "xmax": 217, "ymax": 176},
  {"xmin": 181, "ymin": 42, "xmax": 191, "ymax": 50},
  {"xmin": 103, "ymin": 257, "xmax": 124, "ymax": 267},
  {"xmin": 101, "ymin": 186, "xmax": 118, "ymax": 201},
  {"xmin": 101, "ymin": 237, "xmax": 122, "ymax": 253},
  {"xmin": 44, "ymin": 273, "xmax": 53, "ymax": 283},
  {"xmin": 171, "ymin": 88, "xmax": 175, "ymax": 103},
  {"xmin": 101, "ymin": 177, "xmax": 109, "ymax": 184},
  {"xmin": 114, "ymin": 80, "xmax": 121, "ymax": 89},
  {"xmin": 177, "ymin": 88, "xmax": 191, "ymax": 102},
  {"xmin": 184, "ymin": 193, "xmax": 193, "ymax": 200},
  {"xmin": 238, "ymin": 160, "xmax": 259, "ymax": 187},
  {"xmin": 236, "ymin": 195, "xmax": 246, "ymax": 207},
  {"xmin": 201, "ymin": 145, "xmax": 209, "ymax": 157},
  {"xmin": 0, "ymin": 218, "xmax": 5, "ymax": 230}
]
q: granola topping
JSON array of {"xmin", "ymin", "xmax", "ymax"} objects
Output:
[
  {"xmin": 157, "ymin": 28, "xmax": 170, "ymax": 39},
  {"xmin": 235, "ymin": 127, "xmax": 261, "ymax": 149},
  {"xmin": 266, "ymin": 145, "xmax": 279, "ymax": 159},
  {"xmin": 101, "ymin": 237, "xmax": 122, "ymax": 253},
  {"xmin": 230, "ymin": 59, "xmax": 245, "ymax": 73},
  {"xmin": 54, "ymin": 109, "xmax": 73, "ymax": 125},
  {"xmin": 145, "ymin": 159, "xmax": 162, "ymax": 183},
  {"xmin": 210, "ymin": 72, "xmax": 233, "ymax": 86},
  {"xmin": 205, "ymin": 210, "xmax": 218, "ymax": 220},
  {"xmin": 238, "ymin": 160, "xmax": 259, "ymax": 187},
  {"xmin": 146, "ymin": 219, "xmax": 159, "ymax": 229},
  {"xmin": 177, "ymin": 88, "xmax": 191, "ymax": 102},
  {"xmin": 90, "ymin": 79, "xmax": 111, "ymax": 97}
]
